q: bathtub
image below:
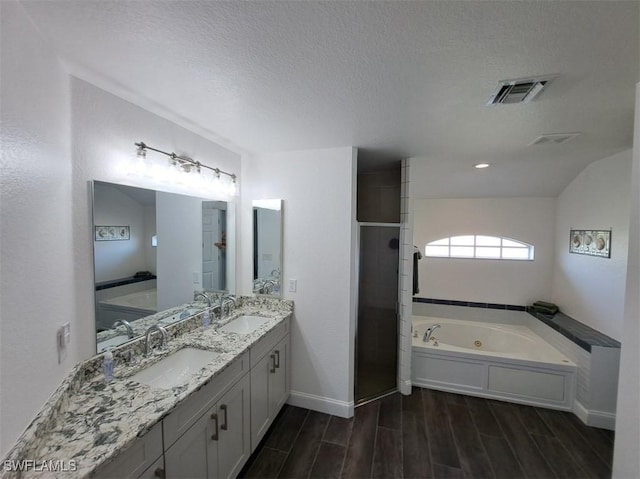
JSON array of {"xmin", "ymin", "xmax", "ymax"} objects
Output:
[
  {"xmin": 411, "ymin": 316, "xmax": 577, "ymax": 410},
  {"xmin": 96, "ymin": 289, "xmax": 158, "ymax": 330},
  {"xmin": 100, "ymin": 288, "xmax": 157, "ymax": 310}
]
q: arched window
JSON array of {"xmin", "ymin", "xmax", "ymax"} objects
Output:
[{"xmin": 425, "ymin": 235, "xmax": 534, "ymax": 260}]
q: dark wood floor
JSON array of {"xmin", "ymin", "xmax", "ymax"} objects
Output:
[{"xmin": 239, "ymin": 388, "xmax": 614, "ymax": 479}]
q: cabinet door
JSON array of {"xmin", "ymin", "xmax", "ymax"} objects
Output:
[
  {"xmin": 250, "ymin": 351, "xmax": 271, "ymax": 451},
  {"xmin": 217, "ymin": 374, "xmax": 251, "ymax": 479},
  {"xmin": 164, "ymin": 408, "xmax": 218, "ymax": 479},
  {"xmin": 94, "ymin": 422, "xmax": 163, "ymax": 479},
  {"xmin": 270, "ymin": 336, "xmax": 289, "ymax": 414},
  {"xmin": 138, "ymin": 456, "xmax": 165, "ymax": 479}
]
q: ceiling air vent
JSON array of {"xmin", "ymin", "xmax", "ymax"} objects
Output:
[
  {"xmin": 487, "ymin": 75, "xmax": 557, "ymax": 105},
  {"xmin": 529, "ymin": 133, "xmax": 581, "ymax": 146}
]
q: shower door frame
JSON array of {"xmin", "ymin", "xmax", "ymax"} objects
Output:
[{"xmin": 355, "ymin": 222, "xmax": 401, "ymax": 405}]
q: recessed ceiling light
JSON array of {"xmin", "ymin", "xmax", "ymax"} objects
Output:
[{"xmin": 474, "ymin": 163, "xmax": 490, "ymax": 169}]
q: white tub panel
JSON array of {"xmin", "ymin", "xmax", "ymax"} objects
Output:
[
  {"xmin": 487, "ymin": 365, "xmax": 566, "ymax": 401},
  {"xmin": 411, "ymin": 315, "xmax": 577, "ymax": 411},
  {"xmin": 413, "ymin": 354, "xmax": 484, "ymax": 390}
]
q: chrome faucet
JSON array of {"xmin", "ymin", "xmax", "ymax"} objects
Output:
[
  {"xmin": 262, "ymin": 280, "xmax": 277, "ymax": 294},
  {"xmin": 112, "ymin": 319, "xmax": 134, "ymax": 339},
  {"xmin": 144, "ymin": 324, "xmax": 168, "ymax": 356},
  {"xmin": 218, "ymin": 294, "xmax": 237, "ymax": 319},
  {"xmin": 194, "ymin": 291, "xmax": 212, "ymax": 307},
  {"xmin": 423, "ymin": 324, "xmax": 441, "ymax": 342}
]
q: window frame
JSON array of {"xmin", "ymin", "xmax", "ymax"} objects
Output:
[{"xmin": 424, "ymin": 235, "xmax": 534, "ymax": 261}]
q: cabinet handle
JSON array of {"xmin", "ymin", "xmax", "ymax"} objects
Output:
[
  {"xmin": 270, "ymin": 354, "xmax": 276, "ymax": 373},
  {"xmin": 220, "ymin": 404, "xmax": 228, "ymax": 431},
  {"xmin": 274, "ymin": 350, "xmax": 280, "ymax": 368},
  {"xmin": 211, "ymin": 412, "xmax": 219, "ymax": 441},
  {"xmin": 154, "ymin": 468, "xmax": 165, "ymax": 478}
]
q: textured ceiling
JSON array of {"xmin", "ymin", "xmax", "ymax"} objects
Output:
[{"xmin": 20, "ymin": 1, "xmax": 639, "ymax": 197}]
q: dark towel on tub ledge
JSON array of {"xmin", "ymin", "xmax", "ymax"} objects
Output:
[{"xmin": 413, "ymin": 246, "xmax": 422, "ymax": 295}]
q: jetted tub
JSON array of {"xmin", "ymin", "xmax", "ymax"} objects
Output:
[
  {"xmin": 411, "ymin": 316, "xmax": 577, "ymax": 410},
  {"xmin": 97, "ymin": 289, "xmax": 158, "ymax": 330}
]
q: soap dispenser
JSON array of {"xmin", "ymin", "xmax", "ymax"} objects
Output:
[{"xmin": 103, "ymin": 348, "xmax": 114, "ymax": 383}]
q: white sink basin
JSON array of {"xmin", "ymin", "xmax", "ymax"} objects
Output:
[
  {"xmin": 130, "ymin": 347, "xmax": 219, "ymax": 389},
  {"xmin": 219, "ymin": 315, "xmax": 270, "ymax": 335},
  {"xmin": 97, "ymin": 335, "xmax": 130, "ymax": 352}
]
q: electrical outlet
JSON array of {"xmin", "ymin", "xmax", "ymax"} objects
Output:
[{"xmin": 288, "ymin": 279, "xmax": 297, "ymax": 293}]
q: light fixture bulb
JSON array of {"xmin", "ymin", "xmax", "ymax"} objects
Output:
[{"xmin": 474, "ymin": 163, "xmax": 490, "ymax": 169}]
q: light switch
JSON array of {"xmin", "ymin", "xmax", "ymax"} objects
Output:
[
  {"xmin": 192, "ymin": 272, "xmax": 200, "ymax": 284},
  {"xmin": 288, "ymin": 279, "xmax": 297, "ymax": 293}
]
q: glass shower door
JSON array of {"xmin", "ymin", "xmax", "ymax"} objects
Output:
[{"xmin": 356, "ymin": 224, "xmax": 400, "ymax": 404}]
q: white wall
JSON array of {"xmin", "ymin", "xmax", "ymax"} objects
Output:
[
  {"xmin": 93, "ymin": 183, "xmax": 152, "ymax": 282},
  {"xmin": 0, "ymin": 1, "xmax": 74, "ymax": 458},
  {"xmin": 553, "ymin": 150, "xmax": 632, "ymax": 341},
  {"xmin": 0, "ymin": 23, "xmax": 241, "ymax": 454},
  {"xmin": 156, "ymin": 192, "xmax": 203, "ymax": 311},
  {"xmin": 413, "ymin": 197, "xmax": 556, "ymax": 305},
  {"xmin": 70, "ymin": 76, "xmax": 241, "ymax": 362},
  {"xmin": 240, "ymin": 147, "xmax": 358, "ymax": 417},
  {"xmin": 613, "ymin": 86, "xmax": 640, "ymax": 478}
]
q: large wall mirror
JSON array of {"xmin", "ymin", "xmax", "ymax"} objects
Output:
[
  {"xmin": 253, "ymin": 199, "xmax": 282, "ymax": 296},
  {"xmin": 92, "ymin": 180, "xmax": 235, "ymax": 351}
]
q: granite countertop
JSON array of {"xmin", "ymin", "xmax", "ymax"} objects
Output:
[{"xmin": 2, "ymin": 297, "xmax": 293, "ymax": 479}]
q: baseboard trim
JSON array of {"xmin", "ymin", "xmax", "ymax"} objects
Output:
[
  {"xmin": 574, "ymin": 400, "xmax": 616, "ymax": 430},
  {"xmin": 287, "ymin": 390, "xmax": 354, "ymax": 418}
]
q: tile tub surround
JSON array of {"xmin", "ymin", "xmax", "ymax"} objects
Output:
[{"xmin": 1, "ymin": 297, "xmax": 293, "ymax": 479}]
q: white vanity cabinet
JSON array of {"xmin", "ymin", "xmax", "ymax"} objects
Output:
[
  {"xmin": 249, "ymin": 318, "xmax": 290, "ymax": 451},
  {"xmin": 93, "ymin": 316, "xmax": 291, "ymax": 479},
  {"xmin": 162, "ymin": 351, "xmax": 251, "ymax": 479},
  {"xmin": 94, "ymin": 422, "xmax": 163, "ymax": 479},
  {"xmin": 164, "ymin": 373, "xmax": 251, "ymax": 479}
]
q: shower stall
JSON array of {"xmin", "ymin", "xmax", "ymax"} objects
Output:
[{"xmin": 355, "ymin": 223, "xmax": 400, "ymax": 404}]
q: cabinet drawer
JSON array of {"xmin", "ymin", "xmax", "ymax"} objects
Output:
[
  {"xmin": 250, "ymin": 317, "xmax": 290, "ymax": 367},
  {"xmin": 94, "ymin": 422, "xmax": 163, "ymax": 478},
  {"xmin": 163, "ymin": 351, "xmax": 249, "ymax": 448}
]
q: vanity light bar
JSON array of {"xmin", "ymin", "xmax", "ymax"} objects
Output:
[{"xmin": 134, "ymin": 141, "xmax": 237, "ymax": 184}]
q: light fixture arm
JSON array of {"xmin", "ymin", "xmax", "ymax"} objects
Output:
[{"xmin": 135, "ymin": 141, "xmax": 236, "ymax": 181}]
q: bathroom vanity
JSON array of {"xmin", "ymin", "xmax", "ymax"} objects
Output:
[{"xmin": 1, "ymin": 297, "xmax": 292, "ymax": 479}]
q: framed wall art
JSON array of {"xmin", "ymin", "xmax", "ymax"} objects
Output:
[
  {"xmin": 95, "ymin": 225, "xmax": 130, "ymax": 241},
  {"xmin": 569, "ymin": 229, "xmax": 611, "ymax": 258}
]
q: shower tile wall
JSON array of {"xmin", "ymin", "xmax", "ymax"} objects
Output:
[{"xmin": 398, "ymin": 159, "xmax": 414, "ymax": 395}]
